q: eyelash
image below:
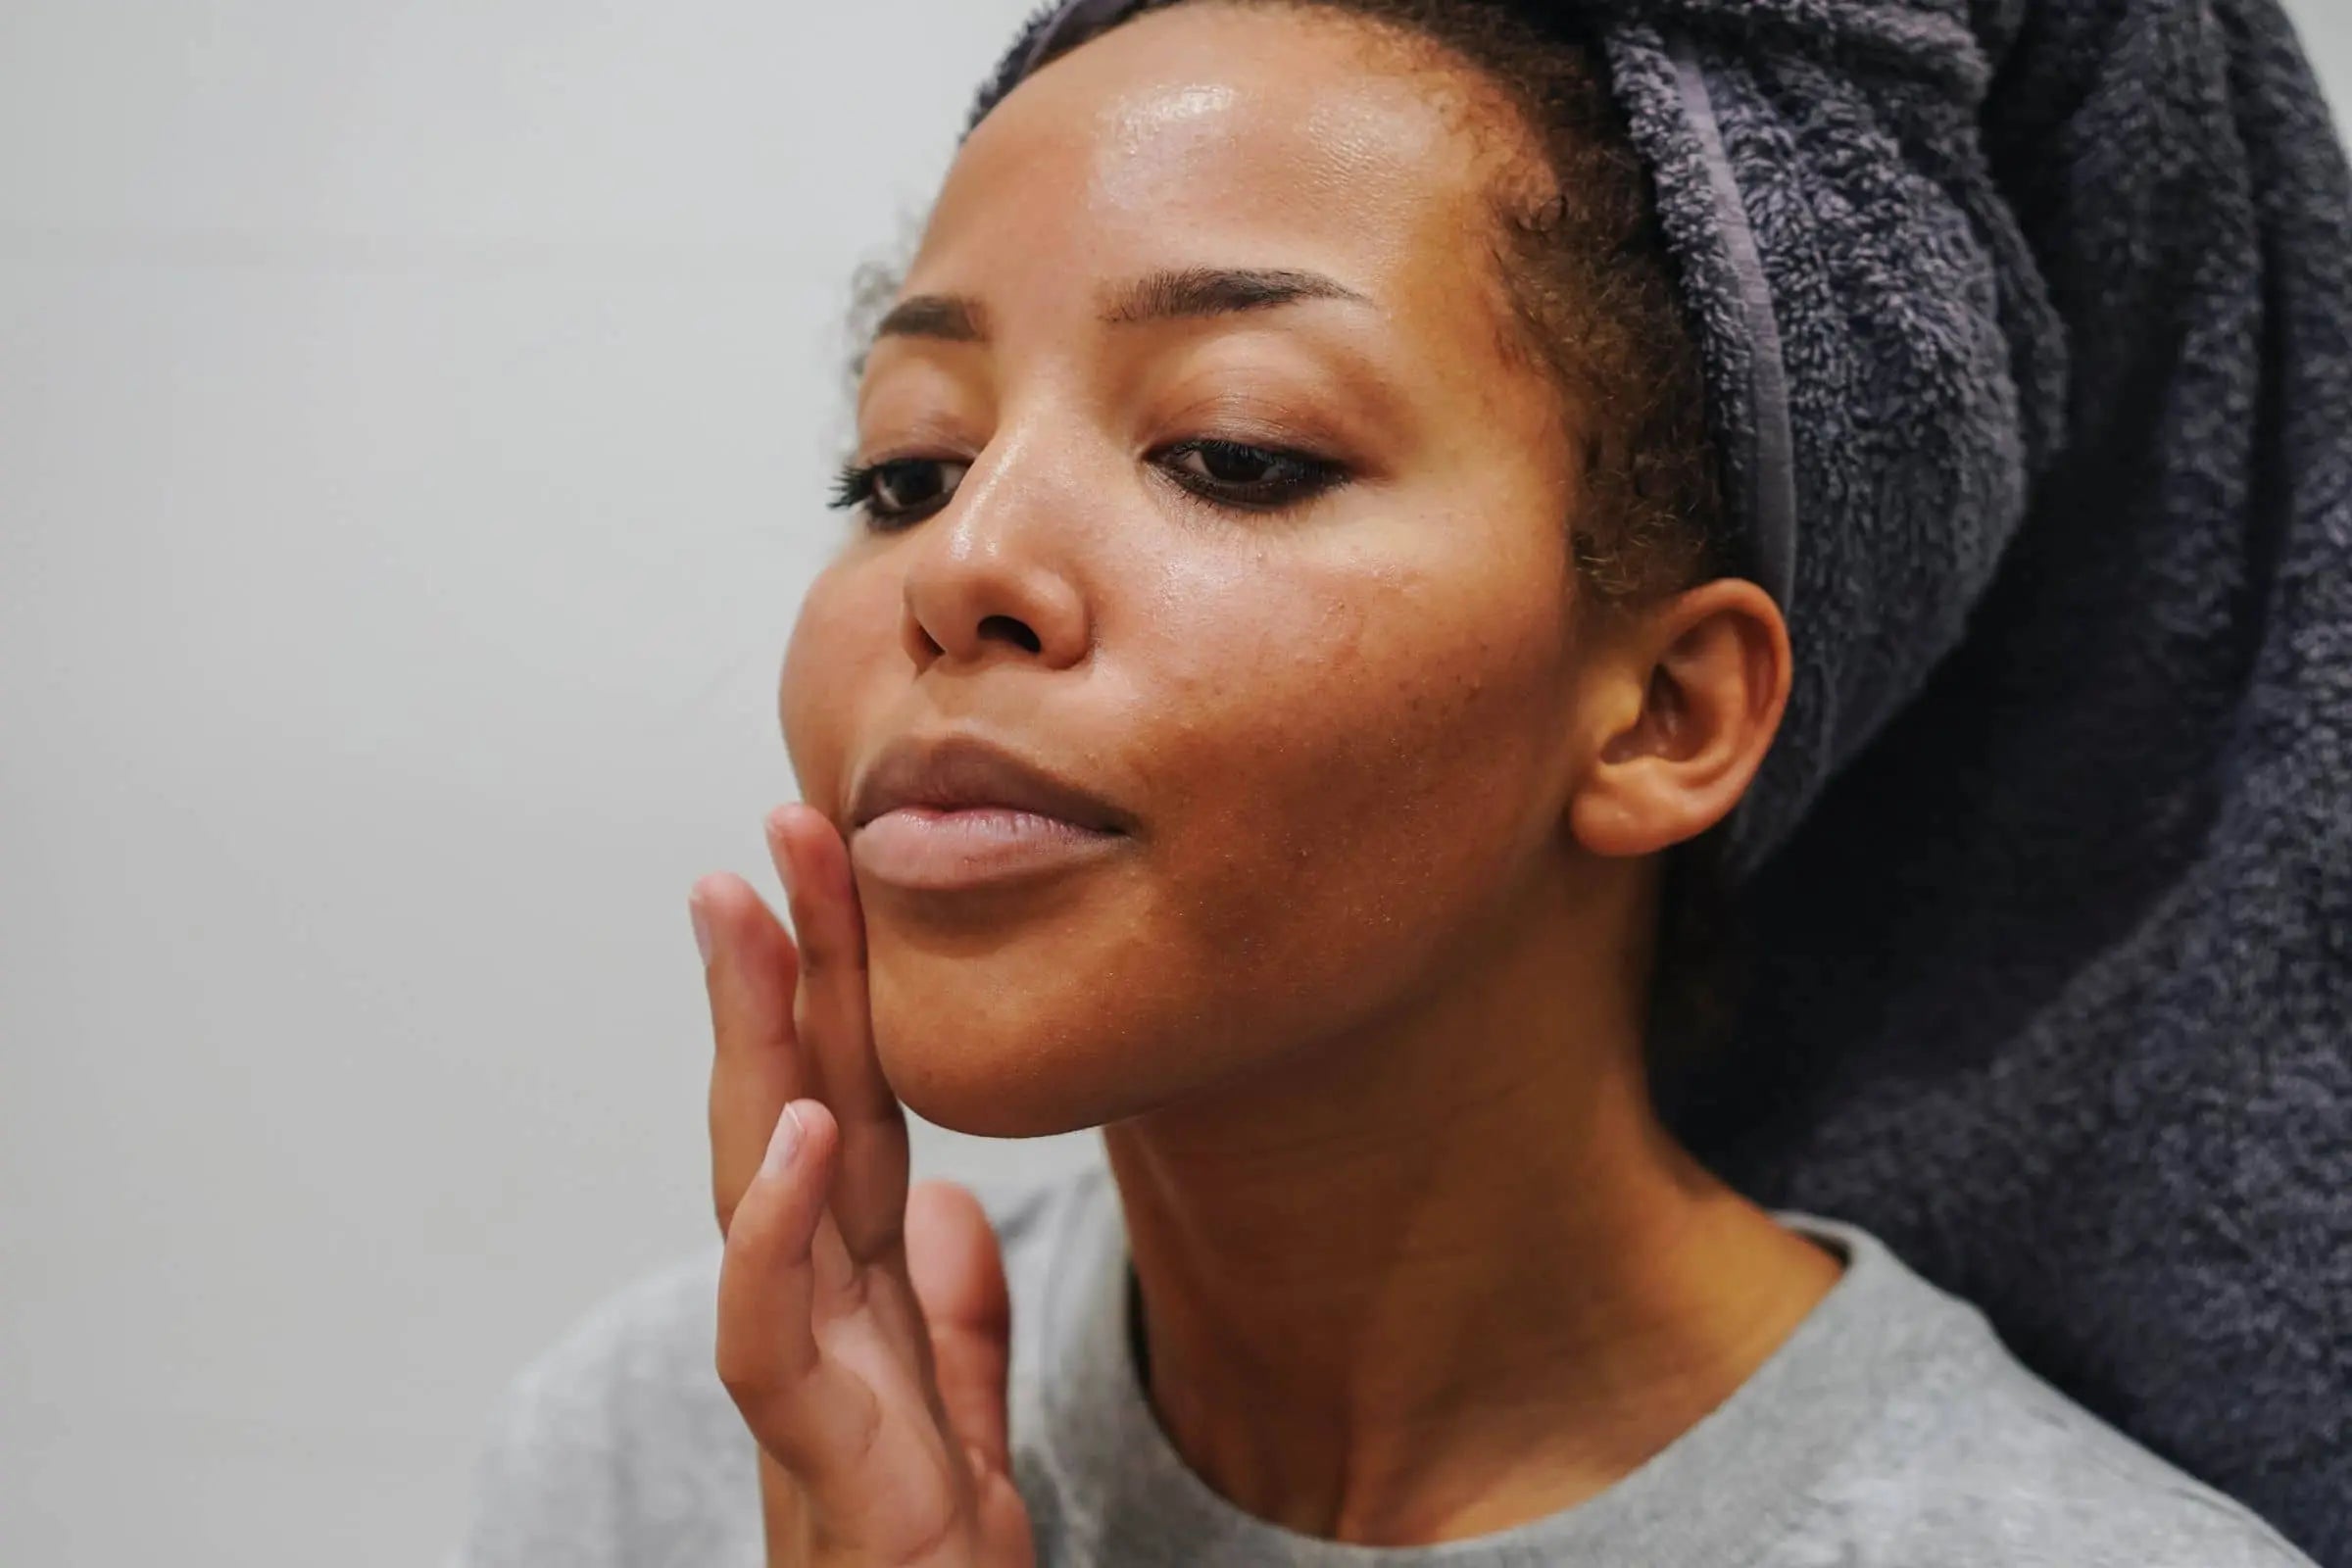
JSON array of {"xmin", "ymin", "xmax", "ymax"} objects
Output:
[{"xmin": 828, "ymin": 438, "xmax": 1349, "ymax": 532}]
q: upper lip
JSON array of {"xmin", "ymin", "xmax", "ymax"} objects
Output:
[{"xmin": 847, "ymin": 732, "xmax": 1132, "ymax": 834}]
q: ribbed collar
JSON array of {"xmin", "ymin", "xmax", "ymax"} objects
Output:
[{"xmin": 1029, "ymin": 1170, "xmax": 1970, "ymax": 1566}]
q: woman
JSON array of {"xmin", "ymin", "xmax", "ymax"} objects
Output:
[{"xmin": 460, "ymin": 1, "xmax": 2336, "ymax": 1563}]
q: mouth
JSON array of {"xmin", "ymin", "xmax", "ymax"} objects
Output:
[{"xmin": 846, "ymin": 732, "xmax": 1133, "ymax": 891}]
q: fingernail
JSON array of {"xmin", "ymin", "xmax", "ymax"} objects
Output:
[
  {"xmin": 688, "ymin": 890, "xmax": 713, "ymax": 966},
  {"xmin": 762, "ymin": 1102, "xmax": 808, "ymax": 1177}
]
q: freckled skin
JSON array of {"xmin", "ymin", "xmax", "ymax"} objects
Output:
[
  {"xmin": 778, "ymin": 6, "xmax": 1610, "ymax": 1137},
  {"xmin": 755, "ymin": 15, "xmax": 1829, "ymax": 1543}
]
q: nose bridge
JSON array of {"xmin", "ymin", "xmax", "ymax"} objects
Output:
[
  {"xmin": 941, "ymin": 415, "xmax": 1049, "ymax": 563},
  {"xmin": 899, "ymin": 410, "xmax": 1093, "ymax": 669}
]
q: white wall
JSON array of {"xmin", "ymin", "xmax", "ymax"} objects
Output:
[{"xmin": 3, "ymin": 5, "xmax": 2346, "ymax": 1564}]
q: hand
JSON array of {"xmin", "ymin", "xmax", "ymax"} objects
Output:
[{"xmin": 691, "ymin": 803, "xmax": 1035, "ymax": 1567}]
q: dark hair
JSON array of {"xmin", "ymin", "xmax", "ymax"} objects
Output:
[{"xmin": 939, "ymin": 0, "xmax": 1747, "ymax": 1108}]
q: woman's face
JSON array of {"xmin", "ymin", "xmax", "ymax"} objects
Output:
[{"xmin": 780, "ymin": 3, "xmax": 1612, "ymax": 1136}]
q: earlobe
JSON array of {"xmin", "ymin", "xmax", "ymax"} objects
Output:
[{"xmin": 1567, "ymin": 580, "xmax": 1790, "ymax": 859}]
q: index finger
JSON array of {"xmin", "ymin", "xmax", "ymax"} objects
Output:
[{"xmin": 690, "ymin": 869, "xmax": 808, "ymax": 1237}]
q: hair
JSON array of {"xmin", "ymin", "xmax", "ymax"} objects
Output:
[{"xmin": 884, "ymin": 0, "xmax": 1749, "ymax": 1110}]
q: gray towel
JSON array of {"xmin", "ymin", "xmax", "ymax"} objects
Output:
[{"xmin": 966, "ymin": 1, "xmax": 2352, "ymax": 1560}]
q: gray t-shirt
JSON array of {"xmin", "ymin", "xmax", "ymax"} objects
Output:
[{"xmin": 457, "ymin": 1164, "xmax": 2315, "ymax": 1566}]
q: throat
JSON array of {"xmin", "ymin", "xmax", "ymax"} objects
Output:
[{"xmin": 1102, "ymin": 1102, "xmax": 1846, "ymax": 1546}]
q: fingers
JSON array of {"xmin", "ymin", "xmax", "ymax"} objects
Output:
[
  {"xmin": 904, "ymin": 1180, "xmax": 1015, "ymax": 1478},
  {"xmin": 706, "ymin": 811, "xmax": 1014, "ymax": 1561},
  {"xmin": 715, "ymin": 1098, "xmax": 879, "ymax": 1480},
  {"xmin": 767, "ymin": 804, "xmax": 910, "ymax": 1265},
  {"xmin": 692, "ymin": 869, "xmax": 807, "ymax": 1238}
]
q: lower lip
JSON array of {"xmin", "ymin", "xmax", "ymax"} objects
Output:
[{"xmin": 850, "ymin": 806, "xmax": 1125, "ymax": 890}]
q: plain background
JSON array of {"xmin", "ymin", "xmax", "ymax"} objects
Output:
[{"xmin": 3, "ymin": 3, "xmax": 2347, "ymax": 1563}]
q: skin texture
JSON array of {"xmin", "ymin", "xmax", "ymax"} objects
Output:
[
  {"xmin": 783, "ymin": 4, "xmax": 1725, "ymax": 1139},
  {"xmin": 693, "ymin": 2, "xmax": 1841, "ymax": 1558}
]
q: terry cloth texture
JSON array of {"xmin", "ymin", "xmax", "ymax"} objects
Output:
[
  {"xmin": 456, "ymin": 1168, "xmax": 2318, "ymax": 1567},
  {"xmin": 969, "ymin": 1, "xmax": 2352, "ymax": 1560}
]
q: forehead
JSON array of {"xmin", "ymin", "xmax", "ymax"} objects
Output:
[{"xmin": 909, "ymin": 4, "xmax": 1508, "ymax": 317}]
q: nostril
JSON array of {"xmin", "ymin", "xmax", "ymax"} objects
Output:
[{"xmin": 978, "ymin": 613, "xmax": 1043, "ymax": 654}]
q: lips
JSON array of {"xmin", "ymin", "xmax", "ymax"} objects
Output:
[
  {"xmin": 844, "ymin": 732, "xmax": 1134, "ymax": 893},
  {"xmin": 848, "ymin": 732, "xmax": 1133, "ymax": 837}
]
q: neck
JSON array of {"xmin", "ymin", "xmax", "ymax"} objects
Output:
[{"xmin": 1099, "ymin": 858, "xmax": 1841, "ymax": 1546}]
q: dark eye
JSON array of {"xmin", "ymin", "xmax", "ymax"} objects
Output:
[
  {"xmin": 828, "ymin": 457, "xmax": 970, "ymax": 529},
  {"xmin": 1154, "ymin": 438, "xmax": 1347, "ymax": 513}
]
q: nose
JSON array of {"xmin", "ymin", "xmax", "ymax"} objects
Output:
[{"xmin": 899, "ymin": 439, "xmax": 1092, "ymax": 673}]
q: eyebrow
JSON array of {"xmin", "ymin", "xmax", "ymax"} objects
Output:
[
  {"xmin": 871, "ymin": 293, "xmax": 988, "ymax": 343},
  {"xmin": 1100, "ymin": 267, "xmax": 1371, "ymax": 324},
  {"xmin": 868, "ymin": 267, "xmax": 1371, "ymax": 346}
]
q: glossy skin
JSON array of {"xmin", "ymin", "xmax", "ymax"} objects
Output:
[
  {"xmin": 785, "ymin": 8, "xmax": 1675, "ymax": 1139},
  {"xmin": 690, "ymin": 4, "xmax": 1828, "ymax": 1562}
]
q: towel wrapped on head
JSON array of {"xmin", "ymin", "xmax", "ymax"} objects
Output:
[{"xmin": 968, "ymin": 0, "xmax": 2352, "ymax": 1558}]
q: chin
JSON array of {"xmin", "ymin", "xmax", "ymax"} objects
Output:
[{"xmin": 863, "ymin": 941, "xmax": 1192, "ymax": 1140}]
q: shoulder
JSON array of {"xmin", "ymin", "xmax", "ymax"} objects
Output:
[
  {"xmin": 453, "ymin": 1161, "xmax": 1107, "ymax": 1568},
  {"xmin": 1775, "ymin": 1216, "xmax": 2317, "ymax": 1568},
  {"xmin": 454, "ymin": 1249, "xmax": 758, "ymax": 1568},
  {"xmin": 1818, "ymin": 1346, "xmax": 2316, "ymax": 1565}
]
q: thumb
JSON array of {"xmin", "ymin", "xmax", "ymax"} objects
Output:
[{"xmin": 904, "ymin": 1180, "xmax": 1014, "ymax": 1477}]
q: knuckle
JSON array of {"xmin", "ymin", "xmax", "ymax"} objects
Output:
[{"xmin": 715, "ymin": 1350, "xmax": 765, "ymax": 1402}]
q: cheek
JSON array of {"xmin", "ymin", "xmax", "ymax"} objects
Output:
[
  {"xmin": 876, "ymin": 530, "xmax": 1581, "ymax": 1138},
  {"xmin": 778, "ymin": 557, "xmax": 892, "ymax": 815},
  {"xmin": 1151, "ymin": 541, "xmax": 1574, "ymax": 1012}
]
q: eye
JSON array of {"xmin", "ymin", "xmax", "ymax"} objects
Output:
[
  {"xmin": 1152, "ymin": 437, "xmax": 1348, "ymax": 513},
  {"xmin": 828, "ymin": 456, "xmax": 970, "ymax": 530}
]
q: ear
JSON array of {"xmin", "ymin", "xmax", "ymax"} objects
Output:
[{"xmin": 1566, "ymin": 578, "xmax": 1791, "ymax": 858}]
